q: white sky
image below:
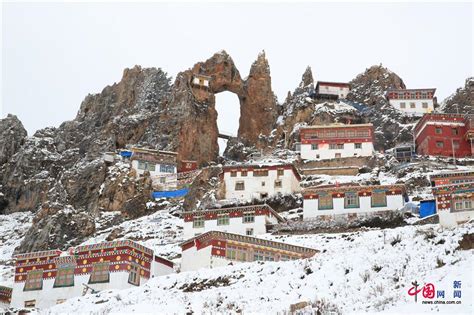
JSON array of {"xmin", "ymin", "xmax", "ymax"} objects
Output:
[{"xmin": 1, "ymin": 2, "xmax": 473, "ymax": 136}]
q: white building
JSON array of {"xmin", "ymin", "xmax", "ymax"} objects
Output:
[
  {"xmin": 182, "ymin": 204, "xmax": 285, "ymax": 239},
  {"xmin": 386, "ymin": 88, "xmax": 436, "ymax": 116},
  {"xmin": 299, "ymin": 124, "xmax": 375, "ymax": 160},
  {"xmin": 130, "ymin": 147, "xmax": 178, "ymax": 191},
  {"xmin": 221, "ymin": 163, "xmax": 301, "ymax": 201},
  {"xmin": 191, "ymin": 74, "xmax": 211, "ymax": 89},
  {"xmin": 315, "ymin": 81, "xmax": 351, "ymax": 99},
  {"xmin": 180, "ymin": 231, "xmax": 318, "ymax": 272},
  {"xmin": 431, "ymin": 171, "xmax": 474, "ymax": 228},
  {"xmin": 303, "ymin": 184, "xmax": 407, "ymax": 219},
  {"xmin": 10, "ymin": 240, "xmax": 174, "ymax": 309}
]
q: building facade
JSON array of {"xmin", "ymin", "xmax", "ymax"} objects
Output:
[
  {"xmin": 10, "ymin": 240, "xmax": 174, "ymax": 309},
  {"xmin": 315, "ymin": 81, "xmax": 350, "ymax": 100},
  {"xmin": 130, "ymin": 147, "xmax": 178, "ymax": 191},
  {"xmin": 180, "ymin": 231, "xmax": 318, "ymax": 272},
  {"xmin": 386, "ymin": 88, "xmax": 436, "ymax": 116},
  {"xmin": 221, "ymin": 163, "xmax": 301, "ymax": 201},
  {"xmin": 303, "ymin": 184, "xmax": 407, "ymax": 219},
  {"xmin": 430, "ymin": 171, "xmax": 474, "ymax": 228},
  {"xmin": 0, "ymin": 286, "xmax": 12, "ymax": 309},
  {"xmin": 414, "ymin": 114, "xmax": 473, "ymax": 158},
  {"xmin": 299, "ymin": 124, "xmax": 374, "ymax": 160},
  {"xmin": 182, "ymin": 204, "xmax": 285, "ymax": 239}
]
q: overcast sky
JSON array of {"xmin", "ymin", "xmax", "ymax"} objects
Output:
[{"xmin": 2, "ymin": 2, "xmax": 473, "ymax": 136}]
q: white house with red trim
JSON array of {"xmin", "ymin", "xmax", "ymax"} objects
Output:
[
  {"xmin": 386, "ymin": 88, "xmax": 436, "ymax": 116},
  {"xmin": 182, "ymin": 204, "xmax": 285, "ymax": 239},
  {"xmin": 221, "ymin": 163, "xmax": 301, "ymax": 201},
  {"xmin": 299, "ymin": 123, "xmax": 375, "ymax": 160},
  {"xmin": 10, "ymin": 240, "xmax": 174, "ymax": 309},
  {"xmin": 315, "ymin": 81, "xmax": 350, "ymax": 99},
  {"xmin": 303, "ymin": 184, "xmax": 407, "ymax": 219},
  {"xmin": 180, "ymin": 231, "xmax": 318, "ymax": 272}
]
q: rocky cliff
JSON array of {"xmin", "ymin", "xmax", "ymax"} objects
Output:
[
  {"xmin": 441, "ymin": 77, "xmax": 474, "ymax": 114},
  {"xmin": 0, "ymin": 114, "xmax": 27, "ymax": 167}
]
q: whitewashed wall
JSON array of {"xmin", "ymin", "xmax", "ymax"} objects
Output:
[
  {"xmin": 438, "ymin": 210, "xmax": 474, "ymax": 228},
  {"xmin": 181, "ymin": 246, "xmax": 213, "ymax": 272},
  {"xmin": 300, "ymin": 142, "xmax": 374, "ymax": 160},
  {"xmin": 303, "ymin": 194, "xmax": 405, "ymax": 219},
  {"xmin": 317, "ymin": 85, "xmax": 350, "ymax": 98},
  {"xmin": 131, "ymin": 160, "xmax": 177, "ymax": 190},
  {"xmin": 388, "ymin": 99, "xmax": 434, "ymax": 116},
  {"xmin": 223, "ymin": 169, "xmax": 300, "ymax": 201},
  {"xmin": 152, "ymin": 260, "xmax": 175, "ymax": 277},
  {"xmin": 183, "ymin": 214, "xmax": 279, "ymax": 239},
  {"xmin": 11, "ymin": 271, "xmax": 147, "ymax": 309}
]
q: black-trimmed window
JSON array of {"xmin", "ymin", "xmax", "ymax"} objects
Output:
[
  {"xmin": 318, "ymin": 193, "xmax": 333, "ymax": 210},
  {"xmin": 344, "ymin": 193, "xmax": 359, "ymax": 208},
  {"xmin": 54, "ymin": 266, "xmax": 74, "ymax": 288},
  {"xmin": 243, "ymin": 212, "xmax": 255, "ymax": 223},
  {"xmin": 193, "ymin": 216, "xmax": 204, "ymax": 228},
  {"xmin": 89, "ymin": 262, "xmax": 110, "ymax": 284},
  {"xmin": 128, "ymin": 264, "xmax": 140, "ymax": 286},
  {"xmin": 217, "ymin": 214, "xmax": 229, "ymax": 226},
  {"xmin": 371, "ymin": 190, "xmax": 387, "ymax": 207},
  {"xmin": 24, "ymin": 270, "xmax": 43, "ymax": 291}
]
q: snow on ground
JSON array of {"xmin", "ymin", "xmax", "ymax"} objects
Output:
[
  {"xmin": 47, "ymin": 223, "xmax": 473, "ymax": 314},
  {"xmin": 0, "ymin": 212, "xmax": 33, "ymax": 287}
]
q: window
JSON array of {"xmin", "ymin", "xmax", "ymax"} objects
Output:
[
  {"xmin": 159, "ymin": 177, "xmax": 166, "ymax": 184},
  {"xmin": 355, "ymin": 143, "xmax": 362, "ymax": 149},
  {"xmin": 230, "ymin": 171, "xmax": 237, "ymax": 177},
  {"xmin": 235, "ymin": 181, "xmax": 245, "ymax": 191},
  {"xmin": 54, "ymin": 266, "xmax": 75, "ymax": 288},
  {"xmin": 24, "ymin": 300, "xmax": 36, "ymax": 308},
  {"xmin": 318, "ymin": 193, "xmax": 333, "ymax": 210},
  {"xmin": 400, "ymin": 102, "xmax": 406, "ymax": 109},
  {"xmin": 453, "ymin": 141, "xmax": 460, "ymax": 150},
  {"xmin": 241, "ymin": 170, "xmax": 248, "ymax": 177},
  {"xmin": 277, "ymin": 169, "xmax": 284, "ymax": 176},
  {"xmin": 335, "ymin": 153, "xmax": 341, "ymax": 158},
  {"xmin": 261, "ymin": 181, "xmax": 266, "ymax": 187},
  {"xmin": 193, "ymin": 216, "xmax": 204, "ymax": 228},
  {"xmin": 337, "ymin": 130, "xmax": 345, "ymax": 138},
  {"xmin": 452, "ymin": 128, "xmax": 459, "ymax": 135},
  {"xmin": 435, "ymin": 127, "xmax": 442, "ymax": 134},
  {"xmin": 327, "ymin": 131, "xmax": 336, "ymax": 138},
  {"xmin": 89, "ymin": 262, "xmax": 110, "ymax": 284},
  {"xmin": 452, "ymin": 198, "xmax": 474, "ymax": 212},
  {"xmin": 329, "ymin": 143, "xmax": 344, "ymax": 150},
  {"xmin": 356, "ymin": 130, "xmax": 369, "ymax": 137},
  {"xmin": 410, "ymin": 103, "xmax": 416, "ymax": 108},
  {"xmin": 344, "ymin": 193, "xmax": 359, "ymax": 208},
  {"xmin": 274, "ymin": 180, "xmax": 282, "ymax": 188},
  {"xmin": 128, "ymin": 264, "xmax": 140, "ymax": 286},
  {"xmin": 421, "ymin": 92, "xmax": 427, "ymax": 99},
  {"xmin": 243, "ymin": 212, "xmax": 255, "ymax": 223},
  {"xmin": 138, "ymin": 161, "xmax": 156, "ymax": 172},
  {"xmin": 24, "ymin": 270, "xmax": 43, "ymax": 291},
  {"xmin": 226, "ymin": 246, "xmax": 247, "ymax": 261},
  {"xmin": 347, "ymin": 130, "xmax": 355, "ymax": 137},
  {"xmin": 436, "ymin": 141, "xmax": 444, "ymax": 148},
  {"xmin": 246, "ymin": 228, "xmax": 254, "ymax": 236},
  {"xmin": 422, "ymin": 102, "xmax": 428, "ymax": 109},
  {"xmin": 160, "ymin": 164, "xmax": 174, "ymax": 173},
  {"xmin": 217, "ymin": 214, "xmax": 229, "ymax": 226},
  {"xmin": 371, "ymin": 191, "xmax": 387, "ymax": 207},
  {"xmin": 253, "ymin": 170, "xmax": 268, "ymax": 177},
  {"xmin": 253, "ymin": 250, "xmax": 274, "ymax": 262}
]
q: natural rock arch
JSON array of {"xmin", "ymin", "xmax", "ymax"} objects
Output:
[{"xmin": 165, "ymin": 51, "xmax": 278, "ymax": 165}]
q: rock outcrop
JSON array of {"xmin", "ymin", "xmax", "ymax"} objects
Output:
[
  {"xmin": 163, "ymin": 51, "xmax": 278, "ymax": 165},
  {"xmin": 0, "ymin": 114, "xmax": 27, "ymax": 166},
  {"xmin": 441, "ymin": 77, "xmax": 474, "ymax": 114}
]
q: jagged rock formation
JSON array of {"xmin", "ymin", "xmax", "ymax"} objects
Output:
[
  {"xmin": 441, "ymin": 77, "xmax": 474, "ymax": 114},
  {"xmin": 347, "ymin": 65, "xmax": 414, "ymax": 150},
  {"xmin": 0, "ymin": 114, "xmax": 27, "ymax": 166},
  {"xmin": 164, "ymin": 51, "xmax": 278, "ymax": 165},
  {"xmin": 273, "ymin": 66, "xmax": 366, "ymax": 148}
]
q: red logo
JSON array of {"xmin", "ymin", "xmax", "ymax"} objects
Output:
[{"xmin": 408, "ymin": 281, "xmax": 435, "ymax": 302}]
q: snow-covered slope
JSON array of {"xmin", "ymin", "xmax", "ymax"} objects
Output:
[{"xmin": 47, "ymin": 223, "xmax": 473, "ymax": 314}]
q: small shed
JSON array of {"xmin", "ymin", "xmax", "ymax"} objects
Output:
[{"xmin": 419, "ymin": 200, "xmax": 436, "ymax": 218}]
